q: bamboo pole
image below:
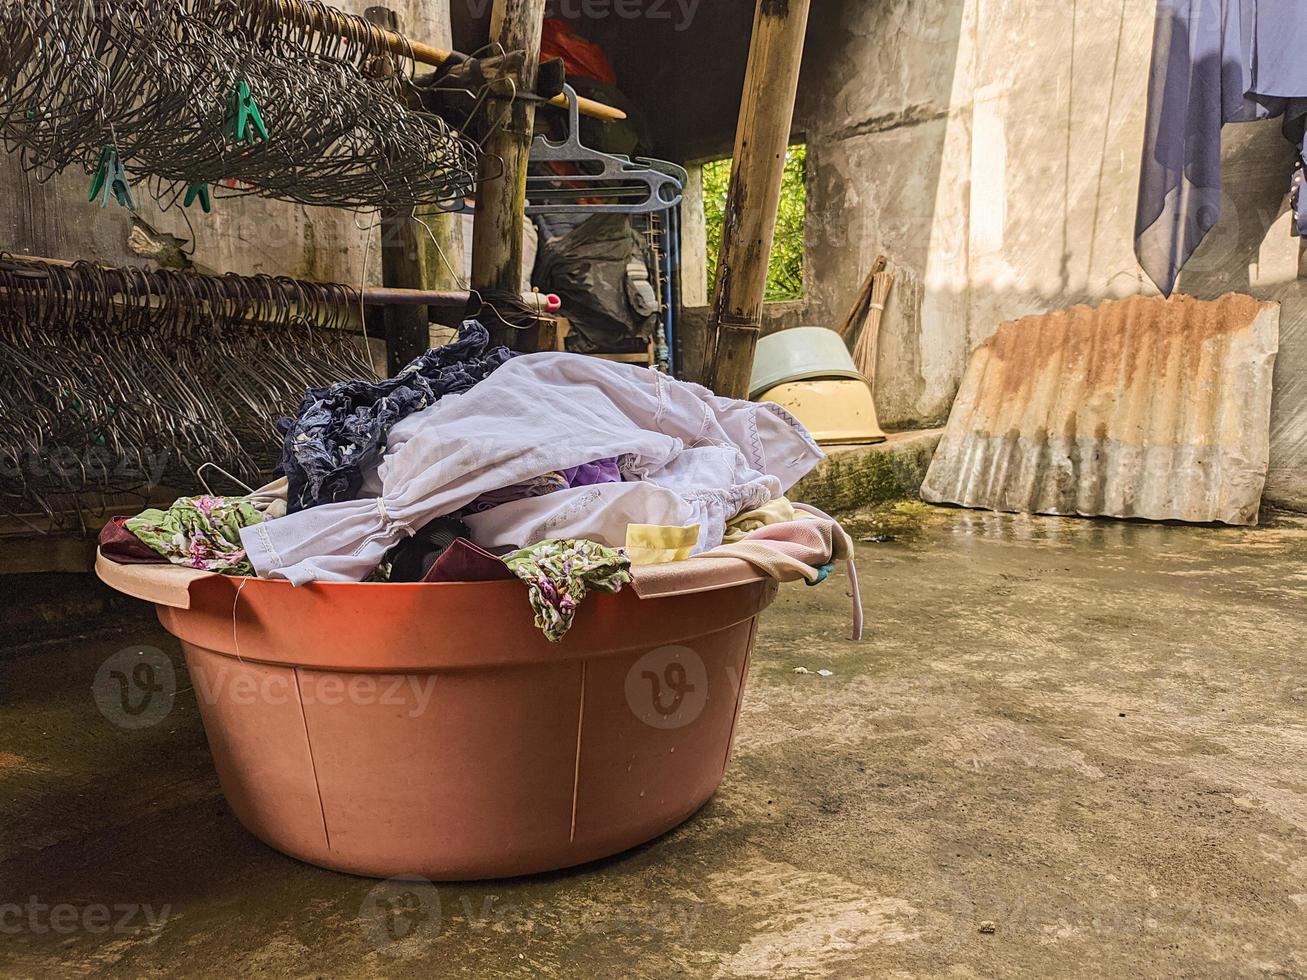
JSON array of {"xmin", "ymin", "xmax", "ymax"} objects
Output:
[
  {"xmin": 0, "ymin": 253, "xmax": 478, "ymax": 327},
  {"xmin": 266, "ymin": 0, "xmax": 625, "ymax": 121},
  {"xmin": 470, "ymin": 0, "xmax": 547, "ymax": 349},
  {"xmin": 705, "ymin": 0, "xmax": 813, "ymax": 400}
]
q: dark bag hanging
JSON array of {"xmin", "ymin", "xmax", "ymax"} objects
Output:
[{"xmin": 534, "ymin": 214, "xmax": 659, "ymax": 355}]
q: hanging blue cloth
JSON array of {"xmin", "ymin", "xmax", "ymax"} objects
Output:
[
  {"xmin": 1136, "ymin": 0, "xmax": 1307, "ymax": 296},
  {"xmin": 277, "ymin": 320, "xmax": 516, "ymax": 512}
]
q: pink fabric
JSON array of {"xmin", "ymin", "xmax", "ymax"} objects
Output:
[{"xmin": 632, "ymin": 507, "xmax": 863, "ymax": 641}]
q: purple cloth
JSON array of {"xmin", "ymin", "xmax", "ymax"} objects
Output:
[
  {"xmin": 559, "ymin": 457, "xmax": 622, "ymax": 487},
  {"xmin": 459, "ymin": 456, "xmax": 622, "ymax": 515},
  {"xmin": 1136, "ymin": 0, "xmax": 1307, "ymax": 296}
]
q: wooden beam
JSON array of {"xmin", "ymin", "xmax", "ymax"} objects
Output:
[
  {"xmin": 706, "ymin": 0, "xmax": 813, "ymax": 400},
  {"xmin": 470, "ymin": 0, "xmax": 547, "ymax": 349},
  {"xmin": 366, "ymin": 5, "xmax": 431, "ymax": 374}
]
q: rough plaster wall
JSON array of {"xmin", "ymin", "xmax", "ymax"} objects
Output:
[
  {"xmin": 792, "ymin": 0, "xmax": 1149, "ymax": 426},
  {"xmin": 783, "ymin": 0, "xmax": 1303, "ymax": 507},
  {"xmin": 0, "ymin": 0, "xmax": 454, "ymax": 286},
  {"xmin": 1174, "ymin": 122, "xmax": 1307, "ymax": 510}
]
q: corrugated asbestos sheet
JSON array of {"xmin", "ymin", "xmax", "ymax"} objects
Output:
[{"xmin": 921, "ymin": 293, "xmax": 1280, "ymax": 526}]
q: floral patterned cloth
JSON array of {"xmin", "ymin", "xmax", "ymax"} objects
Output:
[
  {"xmin": 124, "ymin": 495, "xmax": 264, "ymax": 575},
  {"xmin": 502, "ymin": 538, "xmax": 632, "ymax": 643}
]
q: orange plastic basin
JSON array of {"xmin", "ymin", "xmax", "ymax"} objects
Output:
[{"xmin": 98, "ymin": 558, "xmax": 778, "ymax": 880}]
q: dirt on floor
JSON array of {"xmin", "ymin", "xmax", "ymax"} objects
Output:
[{"xmin": 2, "ymin": 505, "xmax": 1306, "ymax": 978}]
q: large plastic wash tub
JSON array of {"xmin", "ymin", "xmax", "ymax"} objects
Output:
[{"xmin": 96, "ymin": 555, "xmax": 778, "ymax": 880}]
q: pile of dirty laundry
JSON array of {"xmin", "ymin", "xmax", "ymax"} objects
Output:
[{"xmin": 101, "ymin": 321, "xmax": 859, "ymax": 642}]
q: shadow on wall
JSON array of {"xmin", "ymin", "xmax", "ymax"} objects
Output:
[{"xmin": 1169, "ymin": 122, "xmax": 1307, "ymax": 510}]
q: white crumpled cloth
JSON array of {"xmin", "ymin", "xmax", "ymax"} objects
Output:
[{"xmin": 242, "ymin": 353, "xmax": 824, "ymax": 584}]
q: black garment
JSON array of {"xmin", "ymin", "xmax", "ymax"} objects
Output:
[
  {"xmin": 533, "ymin": 214, "xmax": 659, "ymax": 355},
  {"xmin": 383, "ymin": 517, "xmax": 470, "ymax": 582}
]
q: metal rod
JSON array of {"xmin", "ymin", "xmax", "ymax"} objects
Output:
[
  {"xmin": 3, "ymin": 254, "xmax": 472, "ymax": 308},
  {"xmin": 354, "ymin": 285, "xmax": 469, "ymax": 308}
]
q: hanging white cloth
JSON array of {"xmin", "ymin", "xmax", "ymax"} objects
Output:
[{"xmin": 241, "ymin": 353, "xmax": 824, "ymax": 584}]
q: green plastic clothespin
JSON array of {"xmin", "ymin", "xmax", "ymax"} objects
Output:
[
  {"xmin": 225, "ymin": 81, "xmax": 269, "ymax": 147},
  {"xmin": 88, "ymin": 146, "xmax": 135, "ymax": 209},
  {"xmin": 184, "ymin": 182, "xmax": 213, "ymax": 213}
]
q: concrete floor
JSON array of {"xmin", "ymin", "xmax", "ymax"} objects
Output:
[{"xmin": 3, "ymin": 505, "xmax": 1307, "ymax": 978}]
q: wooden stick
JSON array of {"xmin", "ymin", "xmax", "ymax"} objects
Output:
[
  {"xmin": 365, "ymin": 6, "xmax": 431, "ymax": 374},
  {"xmin": 837, "ymin": 254, "xmax": 887, "ymax": 343},
  {"xmin": 705, "ymin": 0, "xmax": 814, "ymax": 399},
  {"xmin": 268, "ymin": 0, "xmax": 626, "ymax": 121},
  {"xmin": 471, "ymin": 0, "xmax": 547, "ymax": 350}
]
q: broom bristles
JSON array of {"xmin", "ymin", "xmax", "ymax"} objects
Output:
[{"xmin": 852, "ymin": 270, "xmax": 894, "ymax": 391}]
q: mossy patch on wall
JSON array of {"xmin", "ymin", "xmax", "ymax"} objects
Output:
[{"xmin": 793, "ymin": 430, "xmax": 942, "ymax": 515}]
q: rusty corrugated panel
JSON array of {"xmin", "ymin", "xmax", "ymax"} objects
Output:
[{"xmin": 921, "ymin": 294, "xmax": 1280, "ymax": 526}]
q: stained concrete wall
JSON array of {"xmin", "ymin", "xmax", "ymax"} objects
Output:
[
  {"xmin": 0, "ymin": 0, "xmax": 454, "ymax": 286},
  {"xmin": 773, "ymin": 1, "xmax": 1149, "ymax": 422},
  {"xmin": 6, "ymin": 0, "xmax": 1301, "ymax": 507},
  {"xmin": 792, "ymin": 0, "xmax": 1304, "ymax": 508},
  {"xmin": 606, "ymin": 0, "xmax": 1303, "ymax": 510}
]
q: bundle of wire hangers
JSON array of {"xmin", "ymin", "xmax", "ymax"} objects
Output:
[
  {"xmin": 0, "ymin": 254, "xmax": 377, "ymax": 528},
  {"xmin": 0, "ymin": 0, "xmax": 481, "ymax": 209}
]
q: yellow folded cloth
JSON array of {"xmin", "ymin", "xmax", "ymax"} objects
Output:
[
  {"xmin": 723, "ymin": 497, "xmax": 799, "ymax": 544},
  {"xmin": 625, "ymin": 523, "xmax": 701, "ymax": 566}
]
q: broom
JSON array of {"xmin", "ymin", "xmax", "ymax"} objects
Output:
[
  {"xmin": 837, "ymin": 255, "xmax": 886, "ymax": 343},
  {"xmin": 851, "ymin": 264, "xmax": 895, "ymax": 395}
]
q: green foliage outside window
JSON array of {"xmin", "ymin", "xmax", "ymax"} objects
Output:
[{"xmin": 703, "ymin": 143, "xmax": 807, "ymax": 303}]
